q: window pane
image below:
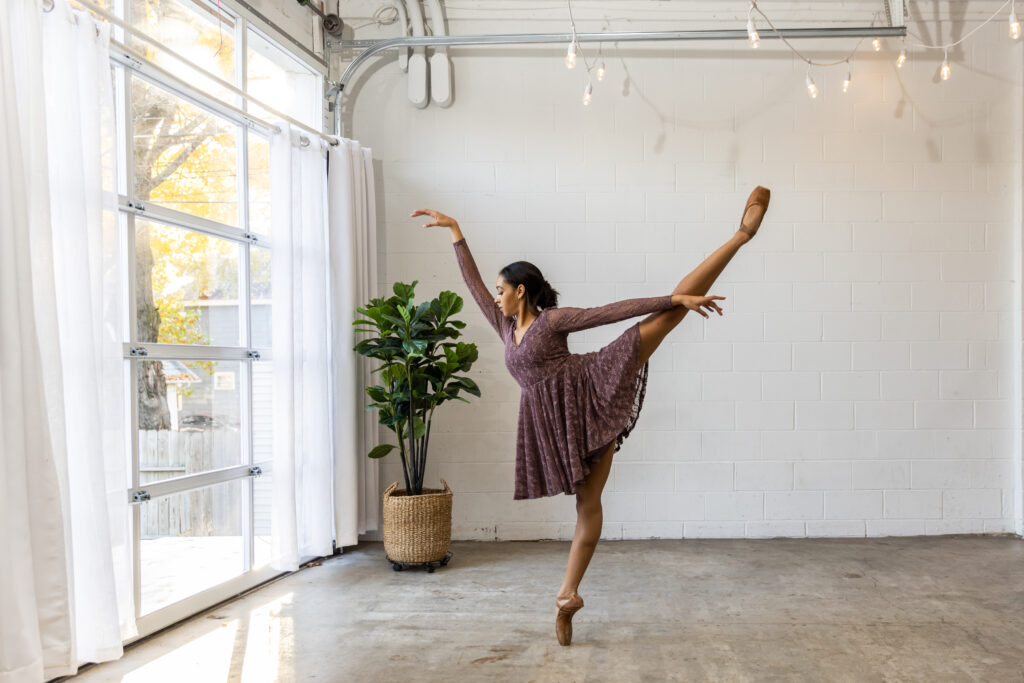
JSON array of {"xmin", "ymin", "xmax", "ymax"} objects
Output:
[
  {"xmin": 139, "ymin": 478, "xmax": 244, "ymax": 614},
  {"xmin": 71, "ymin": 0, "xmax": 114, "ymax": 13},
  {"xmin": 128, "ymin": 0, "xmax": 237, "ymax": 102},
  {"xmin": 247, "ymin": 135, "xmax": 270, "ymax": 236},
  {"xmin": 135, "ymin": 221, "xmax": 241, "ymax": 347},
  {"xmin": 247, "ymin": 28, "xmax": 320, "ymax": 129},
  {"xmin": 251, "ymin": 246, "xmax": 271, "ymax": 348},
  {"xmin": 132, "ymin": 76, "xmax": 240, "ymax": 226},
  {"xmin": 137, "ymin": 359, "xmax": 243, "ymax": 468},
  {"xmin": 251, "ymin": 361, "xmax": 272, "ymax": 464}
]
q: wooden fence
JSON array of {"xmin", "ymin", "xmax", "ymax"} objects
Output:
[{"xmin": 139, "ymin": 429, "xmax": 241, "ymax": 539}]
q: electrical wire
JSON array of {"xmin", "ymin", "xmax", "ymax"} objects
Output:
[
  {"xmin": 905, "ymin": 0, "xmax": 1013, "ymax": 49},
  {"xmin": 749, "ymin": 1, "xmax": 874, "ymax": 67},
  {"xmin": 350, "ymin": 4, "xmax": 402, "ymax": 31}
]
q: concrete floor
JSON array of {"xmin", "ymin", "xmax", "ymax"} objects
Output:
[{"xmin": 72, "ymin": 536, "xmax": 1024, "ymax": 682}]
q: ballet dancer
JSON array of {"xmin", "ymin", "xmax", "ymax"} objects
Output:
[{"xmin": 410, "ymin": 185, "xmax": 769, "ymax": 646}]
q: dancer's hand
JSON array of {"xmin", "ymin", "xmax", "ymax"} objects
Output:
[
  {"xmin": 672, "ymin": 294, "xmax": 725, "ymax": 318},
  {"xmin": 411, "ymin": 208, "xmax": 458, "ymax": 229}
]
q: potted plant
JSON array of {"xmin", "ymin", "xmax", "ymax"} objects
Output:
[{"xmin": 353, "ymin": 280, "xmax": 481, "ymax": 568}]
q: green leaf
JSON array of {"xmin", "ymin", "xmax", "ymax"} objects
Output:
[
  {"xmin": 380, "ymin": 313, "xmax": 407, "ymax": 329},
  {"xmin": 413, "ymin": 301, "xmax": 432, "ymax": 322},
  {"xmin": 402, "ymin": 339, "xmax": 428, "ymax": 356},
  {"xmin": 438, "ymin": 290, "xmax": 464, "ymax": 318},
  {"xmin": 393, "ymin": 281, "xmax": 418, "ymax": 301},
  {"xmin": 368, "ymin": 444, "xmax": 397, "ymax": 459},
  {"xmin": 365, "ymin": 385, "xmax": 388, "ymax": 403},
  {"xmin": 456, "ymin": 376, "xmax": 481, "ymax": 397}
]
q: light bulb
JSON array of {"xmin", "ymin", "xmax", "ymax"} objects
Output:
[
  {"xmin": 940, "ymin": 50, "xmax": 951, "ymax": 80},
  {"xmin": 842, "ymin": 70, "xmax": 851, "ymax": 93},
  {"xmin": 872, "ymin": 36, "xmax": 881, "ymax": 51},
  {"xmin": 1010, "ymin": 8, "xmax": 1021, "ymax": 39},
  {"xmin": 582, "ymin": 82, "xmax": 593, "ymax": 106},
  {"xmin": 896, "ymin": 48, "xmax": 907, "ymax": 68},
  {"xmin": 566, "ymin": 41, "xmax": 577, "ymax": 69},
  {"xmin": 747, "ymin": 17, "xmax": 760, "ymax": 48},
  {"xmin": 805, "ymin": 72, "xmax": 818, "ymax": 99},
  {"xmin": 596, "ymin": 61, "xmax": 606, "ymax": 81}
]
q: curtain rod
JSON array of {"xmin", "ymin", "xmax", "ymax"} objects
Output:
[{"xmin": 330, "ymin": 25, "xmax": 908, "ymax": 136}]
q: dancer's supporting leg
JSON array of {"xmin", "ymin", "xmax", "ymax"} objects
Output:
[
  {"xmin": 555, "ymin": 225, "xmax": 757, "ymax": 604},
  {"xmin": 557, "ymin": 440, "xmax": 615, "ymax": 603}
]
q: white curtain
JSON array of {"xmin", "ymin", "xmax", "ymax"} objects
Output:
[
  {"xmin": 270, "ymin": 125, "xmax": 336, "ymax": 571},
  {"xmin": 328, "ymin": 140, "xmax": 381, "ymax": 548},
  {"xmin": 0, "ymin": 1, "xmax": 132, "ymax": 681}
]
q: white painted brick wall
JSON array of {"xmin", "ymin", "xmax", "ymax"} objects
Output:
[{"xmin": 343, "ymin": 3, "xmax": 1022, "ymax": 541}]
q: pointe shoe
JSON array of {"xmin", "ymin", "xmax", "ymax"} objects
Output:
[
  {"xmin": 555, "ymin": 593, "xmax": 584, "ymax": 646},
  {"xmin": 738, "ymin": 185, "xmax": 771, "ymax": 239}
]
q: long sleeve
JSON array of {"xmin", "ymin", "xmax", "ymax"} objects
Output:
[
  {"xmin": 452, "ymin": 237, "xmax": 508, "ymax": 338},
  {"xmin": 546, "ymin": 295, "xmax": 677, "ymax": 334}
]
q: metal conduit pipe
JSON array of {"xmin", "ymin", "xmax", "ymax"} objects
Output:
[
  {"xmin": 423, "ymin": 0, "xmax": 453, "ymax": 107},
  {"xmin": 384, "ymin": 1, "xmax": 411, "ymax": 71},
  {"xmin": 402, "ymin": 0, "xmax": 429, "ymax": 108},
  {"xmin": 332, "ymin": 25, "xmax": 906, "ymax": 136}
]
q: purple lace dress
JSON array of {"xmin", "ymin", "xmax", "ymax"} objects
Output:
[{"xmin": 453, "ymin": 238, "xmax": 676, "ymax": 500}]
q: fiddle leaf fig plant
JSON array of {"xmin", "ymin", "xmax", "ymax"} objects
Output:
[{"xmin": 353, "ymin": 280, "xmax": 481, "ymax": 496}]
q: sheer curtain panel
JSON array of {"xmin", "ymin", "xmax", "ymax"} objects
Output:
[
  {"xmin": 270, "ymin": 125, "xmax": 336, "ymax": 571},
  {"xmin": 328, "ymin": 140, "xmax": 381, "ymax": 548},
  {"xmin": 0, "ymin": 1, "xmax": 132, "ymax": 681}
]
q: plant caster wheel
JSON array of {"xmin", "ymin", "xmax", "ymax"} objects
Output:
[{"xmin": 385, "ymin": 550, "xmax": 453, "ymax": 572}]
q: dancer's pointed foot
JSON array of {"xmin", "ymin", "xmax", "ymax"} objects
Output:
[
  {"xmin": 555, "ymin": 592, "xmax": 584, "ymax": 646},
  {"xmin": 738, "ymin": 185, "xmax": 771, "ymax": 240}
]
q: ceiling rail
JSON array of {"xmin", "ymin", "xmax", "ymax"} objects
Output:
[{"xmin": 328, "ymin": 25, "xmax": 908, "ymax": 136}]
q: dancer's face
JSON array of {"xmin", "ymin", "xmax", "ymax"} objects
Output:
[{"xmin": 494, "ymin": 276, "xmax": 525, "ymax": 318}]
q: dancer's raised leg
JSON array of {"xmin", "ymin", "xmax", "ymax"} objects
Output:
[{"xmin": 638, "ymin": 186, "xmax": 769, "ymax": 363}]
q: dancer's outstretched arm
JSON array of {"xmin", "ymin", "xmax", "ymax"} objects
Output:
[
  {"xmin": 411, "ymin": 208, "xmax": 509, "ymax": 338},
  {"xmin": 547, "ymin": 294, "xmax": 723, "ymax": 334}
]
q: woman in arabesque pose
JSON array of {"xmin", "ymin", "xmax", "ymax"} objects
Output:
[{"xmin": 410, "ymin": 185, "xmax": 769, "ymax": 647}]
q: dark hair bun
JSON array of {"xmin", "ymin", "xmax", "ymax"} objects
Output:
[
  {"xmin": 498, "ymin": 261, "xmax": 559, "ymax": 310},
  {"xmin": 537, "ymin": 280, "xmax": 559, "ymax": 309}
]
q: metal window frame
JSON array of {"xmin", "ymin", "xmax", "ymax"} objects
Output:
[
  {"xmin": 120, "ymin": 197, "xmax": 267, "ymax": 247},
  {"xmin": 128, "ymin": 461, "xmax": 273, "ymax": 504},
  {"xmin": 115, "ymin": 44, "xmax": 279, "ymax": 137},
  {"xmin": 109, "ymin": 0, "xmax": 319, "ymax": 633}
]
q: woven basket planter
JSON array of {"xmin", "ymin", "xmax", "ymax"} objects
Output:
[{"xmin": 382, "ymin": 478, "xmax": 453, "ymax": 564}]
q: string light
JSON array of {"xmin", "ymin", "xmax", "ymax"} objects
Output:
[
  {"xmin": 747, "ymin": 2, "xmax": 760, "ymax": 48},
  {"xmin": 750, "ymin": 0, "xmax": 1019, "ymax": 101},
  {"xmin": 564, "ymin": 0, "xmax": 599, "ymax": 105},
  {"xmin": 559, "ymin": 0, "xmax": 1022, "ymax": 106},
  {"xmin": 805, "ymin": 68, "xmax": 818, "ymax": 98},
  {"xmin": 904, "ymin": 0, "xmax": 1023, "ymax": 91}
]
